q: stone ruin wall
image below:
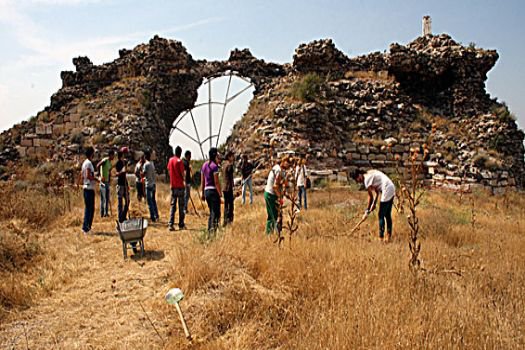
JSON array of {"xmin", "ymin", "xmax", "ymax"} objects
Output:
[
  {"xmin": 0, "ymin": 36, "xmax": 284, "ymax": 172},
  {"xmin": 0, "ymin": 34, "xmax": 524, "ymax": 193}
]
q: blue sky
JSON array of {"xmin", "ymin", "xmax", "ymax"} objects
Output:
[{"xmin": 1, "ymin": 0, "xmax": 524, "ymax": 135}]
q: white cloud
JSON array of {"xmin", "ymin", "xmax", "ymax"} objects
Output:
[
  {"xmin": 0, "ymin": 85, "xmax": 7, "ymax": 107},
  {"xmin": 0, "ymin": 0, "xmax": 225, "ymax": 130}
]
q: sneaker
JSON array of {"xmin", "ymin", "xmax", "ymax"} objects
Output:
[
  {"xmin": 168, "ymin": 225, "xmax": 175, "ymax": 231},
  {"xmin": 178, "ymin": 225, "xmax": 187, "ymax": 230},
  {"xmin": 82, "ymin": 229, "xmax": 90, "ymax": 235},
  {"xmin": 385, "ymin": 233, "xmax": 392, "ymax": 243},
  {"xmin": 377, "ymin": 236, "xmax": 384, "ymax": 242}
]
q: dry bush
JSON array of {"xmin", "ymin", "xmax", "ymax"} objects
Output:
[
  {"xmin": 0, "ymin": 183, "xmax": 65, "ymax": 227},
  {"xmin": 0, "ymin": 179, "xmax": 524, "ymax": 349},
  {"xmin": 0, "ymin": 223, "xmax": 43, "ymax": 317},
  {"xmin": 159, "ymin": 187, "xmax": 525, "ymax": 349}
]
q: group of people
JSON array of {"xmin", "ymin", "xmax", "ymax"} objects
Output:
[
  {"xmin": 79, "ymin": 145, "xmax": 262, "ymax": 235},
  {"xmin": 81, "ymin": 145, "xmax": 394, "ymax": 241},
  {"xmin": 262, "ymin": 155, "xmax": 394, "ymax": 242}
]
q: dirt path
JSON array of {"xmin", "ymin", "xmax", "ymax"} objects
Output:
[{"xmin": 0, "ymin": 207, "xmax": 207, "ymax": 349}]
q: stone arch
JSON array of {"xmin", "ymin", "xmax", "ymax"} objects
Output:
[{"xmin": 169, "ymin": 70, "xmax": 255, "ymax": 159}]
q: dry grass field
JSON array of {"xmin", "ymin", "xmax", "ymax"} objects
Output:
[{"xmin": 1, "ymin": 178, "xmax": 524, "ymax": 349}]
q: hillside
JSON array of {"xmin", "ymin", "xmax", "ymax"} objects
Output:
[{"xmin": 0, "ymin": 34, "xmax": 523, "ymax": 192}]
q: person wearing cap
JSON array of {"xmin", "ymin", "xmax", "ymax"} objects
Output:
[
  {"xmin": 96, "ymin": 149, "xmax": 114, "ymax": 218},
  {"xmin": 264, "ymin": 156, "xmax": 290, "ymax": 235},
  {"xmin": 201, "ymin": 147, "xmax": 222, "ymax": 234},
  {"xmin": 222, "ymin": 151, "xmax": 235, "ymax": 226},
  {"xmin": 350, "ymin": 169, "xmax": 395, "ymax": 242},
  {"xmin": 81, "ymin": 146, "xmax": 102, "ymax": 234},
  {"xmin": 115, "ymin": 147, "xmax": 130, "ymax": 223},
  {"xmin": 167, "ymin": 146, "xmax": 186, "ymax": 231}
]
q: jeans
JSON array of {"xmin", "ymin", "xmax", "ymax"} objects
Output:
[
  {"xmin": 100, "ymin": 182, "xmax": 110, "ymax": 217},
  {"xmin": 146, "ymin": 185, "xmax": 159, "ymax": 221},
  {"xmin": 169, "ymin": 188, "xmax": 186, "ymax": 228},
  {"xmin": 298, "ymin": 185, "xmax": 307, "ymax": 210},
  {"xmin": 117, "ymin": 185, "xmax": 129, "ymax": 223},
  {"xmin": 136, "ymin": 181, "xmax": 144, "ymax": 202},
  {"xmin": 205, "ymin": 189, "xmax": 221, "ymax": 233},
  {"xmin": 264, "ymin": 191, "xmax": 278, "ymax": 235},
  {"xmin": 242, "ymin": 177, "xmax": 253, "ymax": 205},
  {"xmin": 378, "ymin": 198, "xmax": 394, "ymax": 238},
  {"xmin": 223, "ymin": 190, "xmax": 234, "ymax": 226},
  {"xmin": 184, "ymin": 184, "xmax": 192, "ymax": 213},
  {"xmin": 82, "ymin": 189, "xmax": 95, "ymax": 232}
]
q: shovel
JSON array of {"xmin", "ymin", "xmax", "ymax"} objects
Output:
[{"xmin": 165, "ymin": 288, "xmax": 192, "ymax": 341}]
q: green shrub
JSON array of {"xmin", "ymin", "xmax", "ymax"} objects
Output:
[
  {"xmin": 491, "ymin": 103, "xmax": 516, "ymax": 122},
  {"xmin": 473, "ymin": 152, "xmax": 502, "ymax": 170},
  {"xmin": 290, "ymin": 73, "xmax": 322, "ymax": 102}
]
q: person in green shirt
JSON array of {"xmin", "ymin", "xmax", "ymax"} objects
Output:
[{"xmin": 96, "ymin": 149, "xmax": 115, "ymax": 217}]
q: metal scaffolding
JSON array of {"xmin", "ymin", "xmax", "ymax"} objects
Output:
[{"xmin": 170, "ymin": 71, "xmax": 254, "ymax": 159}]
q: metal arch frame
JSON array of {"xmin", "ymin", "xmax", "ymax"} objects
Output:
[{"xmin": 170, "ymin": 71, "xmax": 254, "ymax": 160}]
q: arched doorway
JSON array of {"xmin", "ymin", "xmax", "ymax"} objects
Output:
[{"xmin": 170, "ymin": 71, "xmax": 255, "ymax": 159}]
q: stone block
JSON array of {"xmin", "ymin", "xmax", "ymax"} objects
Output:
[
  {"xmin": 45, "ymin": 125, "xmax": 53, "ymax": 135},
  {"xmin": 53, "ymin": 124, "xmax": 64, "ymax": 136},
  {"xmin": 352, "ymin": 160, "xmax": 371, "ymax": 166},
  {"xmin": 36, "ymin": 126, "xmax": 46, "ymax": 135},
  {"xmin": 21, "ymin": 138, "xmax": 33, "ymax": 147},
  {"xmin": 16, "ymin": 146, "xmax": 27, "ymax": 157},
  {"xmin": 65, "ymin": 122, "xmax": 75, "ymax": 131},
  {"xmin": 33, "ymin": 139, "xmax": 41, "ymax": 147},
  {"xmin": 26, "ymin": 147, "xmax": 36, "ymax": 157},
  {"xmin": 40, "ymin": 139, "xmax": 54, "ymax": 147},
  {"xmin": 358, "ymin": 145, "xmax": 370, "ymax": 154},
  {"xmin": 392, "ymin": 145, "xmax": 405, "ymax": 153},
  {"xmin": 376, "ymin": 154, "xmax": 387, "ymax": 161},
  {"xmin": 35, "ymin": 147, "xmax": 48, "ymax": 157},
  {"xmin": 70, "ymin": 114, "xmax": 81, "ymax": 122}
]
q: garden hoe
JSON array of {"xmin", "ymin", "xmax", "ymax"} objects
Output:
[
  {"xmin": 350, "ymin": 197, "xmax": 377, "ymax": 235},
  {"xmin": 165, "ymin": 288, "xmax": 192, "ymax": 341}
]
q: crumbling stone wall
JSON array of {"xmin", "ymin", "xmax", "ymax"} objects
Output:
[{"xmin": 0, "ymin": 34, "xmax": 523, "ymax": 193}]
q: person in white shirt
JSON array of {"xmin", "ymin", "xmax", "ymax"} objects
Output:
[
  {"xmin": 264, "ymin": 156, "xmax": 290, "ymax": 235},
  {"xmin": 351, "ymin": 169, "xmax": 395, "ymax": 242},
  {"xmin": 294, "ymin": 157, "xmax": 308, "ymax": 210},
  {"xmin": 81, "ymin": 146, "xmax": 102, "ymax": 234}
]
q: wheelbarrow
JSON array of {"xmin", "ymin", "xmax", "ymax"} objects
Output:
[{"xmin": 116, "ymin": 218, "xmax": 148, "ymax": 259}]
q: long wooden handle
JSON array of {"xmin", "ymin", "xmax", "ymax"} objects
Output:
[
  {"xmin": 350, "ymin": 216, "xmax": 367, "ymax": 234},
  {"xmin": 175, "ymin": 302, "xmax": 192, "ymax": 340}
]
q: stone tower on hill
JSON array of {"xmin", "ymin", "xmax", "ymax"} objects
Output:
[{"xmin": 0, "ymin": 34, "xmax": 523, "ymax": 192}]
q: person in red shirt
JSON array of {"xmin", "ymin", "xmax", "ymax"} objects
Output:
[{"xmin": 167, "ymin": 146, "xmax": 186, "ymax": 231}]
